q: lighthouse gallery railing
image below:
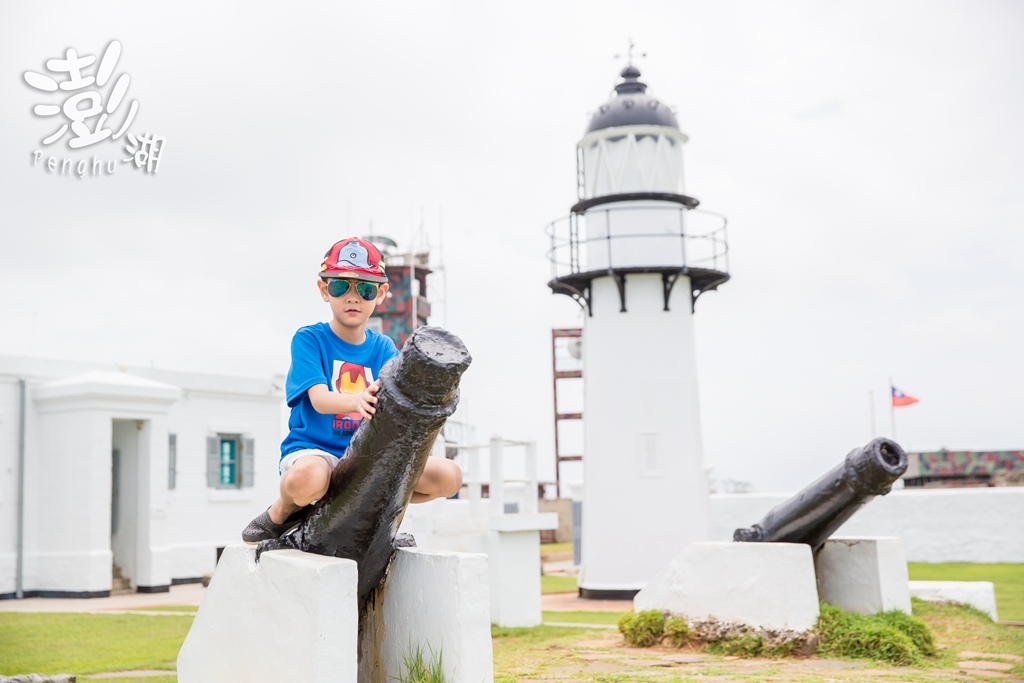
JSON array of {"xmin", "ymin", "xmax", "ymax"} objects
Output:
[{"xmin": 545, "ymin": 203, "xmax": 729, "ymax": 282}]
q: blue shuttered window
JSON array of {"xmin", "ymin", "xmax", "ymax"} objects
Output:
[
  {"xmin": 168, "ymin": 434, "xmax": 177, "ymax": 490},
  {"xmin": 207, "ymin": 433, "xmax": 255, "ymax": 489}
]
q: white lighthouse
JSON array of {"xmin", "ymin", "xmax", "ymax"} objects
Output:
[{"xmin": 547, "ymin": 63, "xmax": 729, "ymax": 598}]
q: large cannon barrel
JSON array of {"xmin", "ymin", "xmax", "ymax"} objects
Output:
[
  {"xmin": 733, "ymin": 437, "xmax": 908, "ymax": 551},
  {"xmin": 257, "ymin": 326, "xmax": 471, "ymax": 611}
]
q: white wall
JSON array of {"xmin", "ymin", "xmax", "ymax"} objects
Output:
[
  {"xmin": 0, "ymin": 354, "xmax": 284, "ymax": 597},
  {"xmin": 581, "ymin": 273, "xmax": 711, "ymax": 592},
  {"xmin": 159, "ymin": 387, "xmax": 283, "ymax": 581},
  {"xmin": 711, "ymin": 487, "xmax": 1024, "ymax": 563},
  {"xmin": 0, "ymin": 379, "xmax": 21, "ymax": 590}
]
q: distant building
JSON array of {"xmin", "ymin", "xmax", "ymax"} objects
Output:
[
  {"xmin": 366, "ymin": 236, "xmax": 432, "ymax": 348},
  {"xmin": 902, "ymin": 449, "xmax": 1024, "ymax": 488},
  {"xmin": 0, "ymin": 355, "xmax": 283, "ymax": 598}
]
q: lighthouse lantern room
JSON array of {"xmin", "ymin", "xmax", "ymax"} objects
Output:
[{"xmin": 546, "ymin": 63, "xmax": 730, "ymax": 599}]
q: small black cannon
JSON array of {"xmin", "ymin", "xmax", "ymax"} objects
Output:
[
  {"xmin": 733, "ymin": 437, "xmax": 908, "ymax": 551},
  {"xmin": 256, "ymin": 326, "xmax": 471, "ymax": 611}
]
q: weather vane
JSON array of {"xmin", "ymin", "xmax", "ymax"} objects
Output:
[{"xmin": 614, "ymin": 38, "xmax": 647, "ymax": 67}]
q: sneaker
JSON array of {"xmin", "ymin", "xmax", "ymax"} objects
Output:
[{"xmin": 241, "ymin": 507, "xmax": 306, "ymax": 544}]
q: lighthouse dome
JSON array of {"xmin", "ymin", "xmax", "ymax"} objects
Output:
[{"xmin": 585, "ymin": 65, "xmax": 679, "ymax": 133}]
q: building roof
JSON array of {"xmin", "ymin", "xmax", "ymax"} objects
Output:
[{"xmin": 585, "ymin": 65, "xmax": 680, "ymax": 133}]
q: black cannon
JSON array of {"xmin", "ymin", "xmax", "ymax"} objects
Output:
[
  {"xmin": 256, "ymin": 326, "xmax": 471, "ymax": 611},
  {"xmin": 733, "ymin": 437, "xmax": 908, "ymax": 551}
]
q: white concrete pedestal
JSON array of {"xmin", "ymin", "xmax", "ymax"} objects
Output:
[
  {"xmin": 178, "ymin": 544, "xmax": 494, "ymax": 683},
  {"xmin": 400, "ymin": 503, "xmax": 557, "ymax": 627},
  {"xmin": 814, "ymin": 537, "xmax": 911, "ymax": 615},
  {"xmin": 634, "ymin": 542, "xmax": 820, "ymax": 632},
  {"xmin": 909, "ymin": 581, "xmax": 999, "ymax": 621},
  {"xmin": 177, "ymin": 545, "xmax": 358, "ymax": 683},
  {"xmin": 359, "ymin": 548, "xmax": 494, "ymax": 682}
]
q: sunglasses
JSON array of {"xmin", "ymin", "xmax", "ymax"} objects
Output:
[{"xmin": 326, "ymin": 279, "xmax": 380, "ymax": 300}]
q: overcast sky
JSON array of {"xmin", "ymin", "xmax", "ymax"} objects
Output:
[{"xmin": 1, "ymin": 0, "xmax": 1022, "ymax": 493}]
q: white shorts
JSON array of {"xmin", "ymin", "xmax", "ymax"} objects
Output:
[{"xmin": 279, "ymin": 448, "xmax": 341, "ymax": 476}]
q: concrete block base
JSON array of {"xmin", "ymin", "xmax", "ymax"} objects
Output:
[
  {"xmin": 177, "ymin": 545, "xmax": 358, "ymax": 683},
  {"xmin": 178, "ymin": 545, "xmax": 494, "ymax": 683},
  {"xmin": 814, "ymin": 537, "xmax": 911, "ymax": 615},
  {"xmin": 634, "ymin": 542, "xmax": 820, "ymax": 632},
  {"xmin": 360, "ymin": 548, "xmax": 494, "ymax": 682},
  {"xmin": 909, "ymin": 581, "xmax": 998, "ymax": 621}
]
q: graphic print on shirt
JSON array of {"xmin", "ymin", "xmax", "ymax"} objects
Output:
[{"xmin": 331, "ymin": 360, "xmax": 375, "ymax": 440}]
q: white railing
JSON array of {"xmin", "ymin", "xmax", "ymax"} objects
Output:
[{"xmin": 458, "ymin": 436, "xmax": 538, "ymax": 516}]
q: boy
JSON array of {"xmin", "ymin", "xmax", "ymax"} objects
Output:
[{"xmin": 242, "ymin": 237, "xmax": 463, "ymax": 543}]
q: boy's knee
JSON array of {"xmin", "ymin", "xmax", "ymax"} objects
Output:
[
  {"xmin": 447, "ymin": 461, "xmax": 463, "ymax": 495},
  {"xmin": 434, "ymin": 459, "xmax": 462, "ymax": 498},
  {"xmin": 282, "ymin": 458, "xmax": 330, "ymax": 501}
]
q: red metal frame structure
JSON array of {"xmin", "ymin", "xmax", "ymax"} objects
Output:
[{"xmin": 551, "ymin": 327, "xmax": 582, "ymax": 497}]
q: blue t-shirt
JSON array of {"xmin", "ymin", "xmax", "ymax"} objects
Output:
[{"xmin": 280, "ymin": 323, "xmax": 399, "ymax": 460}]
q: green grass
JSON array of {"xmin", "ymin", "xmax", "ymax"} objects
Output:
[
  {"xmin": 816, "ymin": 604, "xmax": 931, "ymax": 665},
  {"xmin": 0, "ymin": 612, "xmax": 190, "ymax": 677},
  {"xmin": 542, "ymin": 610, "xmax": 624, "ymax": 625},
  {"xmin": 136, "ymin": 605, "xmax": 199, "ymax": 613},
  {"xmin": 911, "ymin": 598, "xmax": 1024, "ymax": 677},
  {"xmin": 540, "ymin": 574, "xmax": 577, "ymax": 594},
  {"xmin": 3, "ymin": 600, "xmax": 1023, "ymax": 682},
  {"xmin": 397, "ymin": 644, "xmax": 447, "ymax": 683},
  {"xmin": 491, "ymin": 623, "xmax": 595, "ymax": 642},
  {"xmin": 494, "ymin": 602, "xmax": 1024, "ymax": 681},
  {"xmin": 908, "ymin": 562, "xmax": 1024, "ymax": 621},
  {"xmin": 540, "ymin": 542, "xmax": 573, "ymax": 555}
]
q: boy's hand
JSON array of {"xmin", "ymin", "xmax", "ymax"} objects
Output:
[
  {"xmin": 354, "ymin": 380, "xmax": 382, "ymax": 420},
  {"xmin": 307, "ymin": 381, "xmax": 384, "ymax": 418}
]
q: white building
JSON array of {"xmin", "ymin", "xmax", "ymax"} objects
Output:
[{"xmin": 0, "ymin": 354, "xmax": 283, "ymax": 598}]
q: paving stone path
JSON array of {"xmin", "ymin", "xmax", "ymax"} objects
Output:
[{"xmin": 501, "ymin": 629, "xmax": 1024, "ymax": 682}]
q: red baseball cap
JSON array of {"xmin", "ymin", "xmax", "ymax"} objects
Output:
[{"xmin": 320, "ymin": 237, "xmax": 388, "ymax": 283}]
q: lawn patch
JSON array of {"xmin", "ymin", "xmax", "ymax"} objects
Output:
[{"xmin": 0, "ymin": 612, "xmax": 190, "ymax": 677}]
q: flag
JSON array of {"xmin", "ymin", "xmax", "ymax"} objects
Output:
[{"xmin": 891, "ymin": 386, "xmax": 919, "ymax": 407}]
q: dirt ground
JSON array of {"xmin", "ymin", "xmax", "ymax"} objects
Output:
[
  {"xmin": 497, "ymin": 627, "xmax": 1024, "ymax": 682},
  {"xmin": 520, "ymin": 592, "xmax": 1024, "ymax": 683}
]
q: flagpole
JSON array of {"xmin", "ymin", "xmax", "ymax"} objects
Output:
[
  {"xmin": 888, "ymin": 376, "xmax": 896, "ymax": 441},
  {"xmin": 869, "ymin": 390, "xmax": 876, "ymax": 438}
]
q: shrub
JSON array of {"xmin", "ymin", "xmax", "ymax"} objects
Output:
[
  {"xmin": 663, "ymin": 616, "xmax": 691, "ymax": 648},
  {"xmin": 816, "ymin": 604, "xmax": 922, "ymax": 666},
  {"xmin": 618, "ymin": 610, "xmax": 665, "ymax": 647},
  {"xmin": 876, "ymin": 609, "xmax": 937, "ymax": 657}
]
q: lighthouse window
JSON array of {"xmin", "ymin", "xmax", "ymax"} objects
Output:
[{"xmin": 640, "ymin": 433, "xmax": 663, "ymax": 477}]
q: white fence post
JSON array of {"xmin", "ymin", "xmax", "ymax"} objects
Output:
[
  {"xmin": 465, "ymin": 444, "xmax": 482, "ymax": 515},
  {"xmin": 489, "ymin": 436, "xmax": 504, "ymax": 515},
  {"xmin": 524, "ymin": 441, "xmax": 538, "ymax": 514}
]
